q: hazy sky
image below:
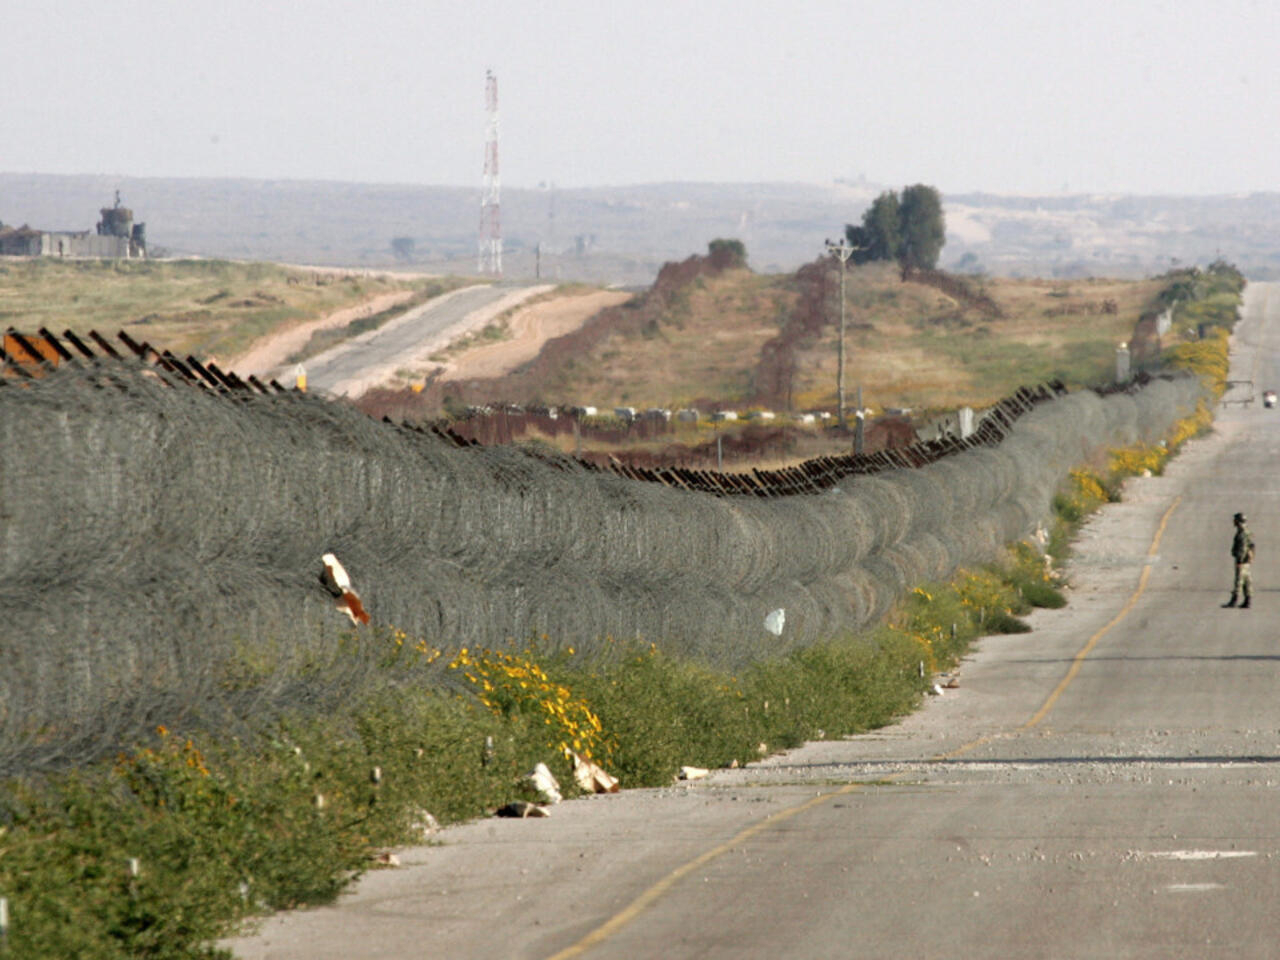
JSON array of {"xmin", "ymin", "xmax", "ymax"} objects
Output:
[{"xmin": 5, "ymin": 0, "xmax": 1279, "ymax": 195}]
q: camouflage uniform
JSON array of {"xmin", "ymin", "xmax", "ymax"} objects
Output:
[{"xmin": 1227, "ymin": 513, "xmax": 1254, "ymax": 608}]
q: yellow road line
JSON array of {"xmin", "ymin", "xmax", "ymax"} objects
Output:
[
  {"xmin": 544, "ymin": 781, "xmax": 865, "ymax": 960},
  {"xmin": 547, "ymin": 494, "xmax": 1184, "ymax": 959},
  {"xmin": 1022, "ymin": 494, "xmax": 1182, "ymax": 730}
]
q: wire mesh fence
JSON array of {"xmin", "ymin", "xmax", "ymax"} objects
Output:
[{"xmin": 0, "ymin": 360, "xmax": 1203, "ymax": 776}]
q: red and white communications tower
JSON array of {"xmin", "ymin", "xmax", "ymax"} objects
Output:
[{"xmin": 478, "ymin": 69, "xmax": 502, "ymax": 275}]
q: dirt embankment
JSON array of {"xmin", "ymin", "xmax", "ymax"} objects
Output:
[
  {"xmin": 753, "ymin": 258, "xmax": 832, "ymax": 410},
  {"xmin": 485, "ymin": 251, "xmax": 740, "ymax": 397},
  {"xmin": 438, "ymin": 289, "xmax": 632, "ymax": 382},
  {"xmin": 359, "ymin": 251, "xmax": 744, "ymax": 418}
]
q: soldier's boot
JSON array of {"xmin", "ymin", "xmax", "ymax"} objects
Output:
[
  {"xmin": 1242, "ymin": 594, "xmax": 1251, "ymax": 609},
  {"xmin": 1223, "ymin": 593, "xmax": 1238, "ymax": 608}
]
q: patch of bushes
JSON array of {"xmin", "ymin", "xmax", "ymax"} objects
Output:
[
  {"xmin": 1167, "ymin": 328, "xmax": 1231, "ymax": 398},
  {"xmin": 0, "ymin": 549, "xmax": 1038, "ymax": 958},
  {"xmin": 1153, "ymin": 261, "xmax": 1244, "ymax": 338}
]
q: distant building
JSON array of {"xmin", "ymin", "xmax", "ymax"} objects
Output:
[{"xmin": 0, "ymin": 192, "xmax": 146, "ymax": 259}]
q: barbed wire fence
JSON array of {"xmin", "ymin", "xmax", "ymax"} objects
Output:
[{"xmin": 0, "ymin": 360, "xmax": 1203, "ymax": 776}]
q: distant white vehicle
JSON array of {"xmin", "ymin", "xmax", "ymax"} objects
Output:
[{"xmin": 1264, "ymin": 390, "xmax": 1277, "ymax": 408}]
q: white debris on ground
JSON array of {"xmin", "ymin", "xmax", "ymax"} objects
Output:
[
  {"xmin": 525, "ymin": 762, "xmax": 563, "ymax": 804},
  {"xmin": 569, "ymin": 749, "xmax": 620, "ymax": 793},
  {"xmin": 678, "ymin": 766, "xmax": 710, "ymax": 781},
  {"xmin": 409, "ymin": 808, "xmax": 440, "ymax": 839}
]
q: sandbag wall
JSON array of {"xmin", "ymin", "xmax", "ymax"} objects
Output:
[{"xmin": 0, "ymin": 365, "xmax": 1203, "ymax": 774}]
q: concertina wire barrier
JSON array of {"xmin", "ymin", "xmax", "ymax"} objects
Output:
[{"xmin": 0, "ymin": 355, "xmax": 1204, "ymax": 775}]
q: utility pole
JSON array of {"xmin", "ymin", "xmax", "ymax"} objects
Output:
[{"xmin": 824, "ymin": 237, "xmax": 859, "ymax": 428}]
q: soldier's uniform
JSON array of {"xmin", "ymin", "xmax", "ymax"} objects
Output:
[{"xmin": 1226, "ymin": 512, "xmax": 1254, "ymax": 608}]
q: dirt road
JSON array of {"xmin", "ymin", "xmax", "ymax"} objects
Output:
[
  {"xmin": 227, "ymin": 283, "xmax": 557, "ymax": 396},
  {"xmin": 228, "ymin": 290, "xmax": 418, "ymax": 379}
]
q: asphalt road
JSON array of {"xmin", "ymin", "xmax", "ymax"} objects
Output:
[
  {"xmin": 302, "ymin": 282, "xmax": 548, "ymax": 396},
  {"xmin": 228, "ymin": 283, "xmax": 1280, "ymax": 960}
]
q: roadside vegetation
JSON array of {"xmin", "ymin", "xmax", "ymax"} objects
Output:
[{"xmin": 1159, "ymin": 259, "xmax": 1246, "ymax": 338}]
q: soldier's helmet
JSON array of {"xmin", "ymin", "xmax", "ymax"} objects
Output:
[{"xmin": 1235, "ymin": 512, "xmax": 1247, "ymax": 524}]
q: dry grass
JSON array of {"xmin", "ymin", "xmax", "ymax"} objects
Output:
[
  {"xmin": 542, "ymin": 269, "xmax": 794, "ymax": 408},
  {"xmin": 789, "ymin": 267, "xmax": 1163, "ymax": 413},
  {"xmin": 0, "ymin": 258, "xmax": 445, "ymax": 362},
  {"xmin": 530, "ymin": 261, "xmax": 1167, "ymax": 415}
]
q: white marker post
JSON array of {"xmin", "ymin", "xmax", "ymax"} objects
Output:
[{"xmin": 1116, "ymin": 342, "xmax": 1131, "ymax": 383}]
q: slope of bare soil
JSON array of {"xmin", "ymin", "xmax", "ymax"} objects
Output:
[{"xmin": 437, "ymin": 289, "xmax": 633, "ymax": 382}]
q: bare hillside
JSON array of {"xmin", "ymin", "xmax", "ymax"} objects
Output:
[{"xmin": 360, "ymin": 253, "xmax": 1171, "ymax": 423}]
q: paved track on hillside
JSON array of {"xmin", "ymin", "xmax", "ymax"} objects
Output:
[
  {"xmin": 228, "ymin": 283, "xmax": 1280, "ymax": 960},
  {"xmin": 302, "ymin": 282, "xmax": 549, "ymax": 396}
]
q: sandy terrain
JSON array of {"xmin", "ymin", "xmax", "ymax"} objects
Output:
[
  {"xmin": 438, "ymin": 289, "xmax": 632, "ymax": 382},
  {"xmin": 306, "ymin": 284, "xmax": 551, "ymax": 397},
  {"xmin": 228, "ymin": 290, "xmax": 417, "ymax": 378}
]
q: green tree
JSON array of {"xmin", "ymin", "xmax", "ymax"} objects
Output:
[
  {"xmin": 843, "ymin": 224, "xmax": 873, "ymax": 263},
  {"xmin": 844, "ymin": 184, "xmax": 946, "ymax": 275},
  {"xmin": 844, "ymin": 191, "xmax": 900, "ymax": 264},
  {"xmin": 897, "ymin": 184, "xmax": 946, "ymax": 274},
  {"xmin": 863, "ymin": 191, "xmax": 902, "ymax": 262},
  {"xmin": 707, "ymin": 238, "xmax": 747, "ymax": 269}
]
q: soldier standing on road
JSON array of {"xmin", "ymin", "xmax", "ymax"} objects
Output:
[{"xmin": 1225, "ymin": 512, "xmax": 1254, "ymax": 608}]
